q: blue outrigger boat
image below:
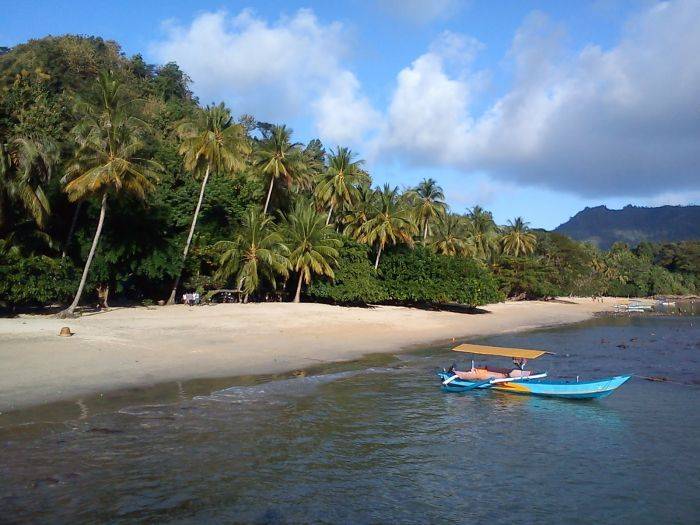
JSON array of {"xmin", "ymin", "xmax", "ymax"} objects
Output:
[{"xmin": 438, "ymin": 343, "xmax": 631, "ymax": 400}]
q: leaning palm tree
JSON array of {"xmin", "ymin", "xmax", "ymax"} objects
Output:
[
  {"xmin": 166, "ymin": 103, "xmax": 250, "ymax": 304},
  {"xmin": 500, "ymin": 217, "xmax": 537, "ymax": 257},
  {"xmin": 0, "ymin": 136, "xmax": 58, "ymax": 229},
  {"xmin": 360, "ymin": 184, "xmax": 417, "ymax": 269},
  {"xmin": 254, "ymin": 125, "xmax": 303, "ymax": 214},
  {"xmin": 408, "ymin": 178, "xmax": 446, "ymax": 243},
  {"xmin": 213, "ymin": 209, "xmax": 289, "ymax": 301},
  {"xmin": 431, "ymin": 214, "xmax": 474, "ymax": 257},
  {"xmin": 281, "ymin": 200, "xmax": 341, "ymax": 303},
  {"xmin": 465, "ymin": 205, "xmax": 499, "ymax": 261},
  {"xmin": 316, "ymin": 146, "xmax": 365, "ymax": 225},
  {"xmin": 58, "ymin": 72, "xmax": 161, "ymax": 317}
]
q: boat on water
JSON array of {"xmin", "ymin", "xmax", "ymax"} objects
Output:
[
  {"xmin": 613, "ymin": 300, "xmax": 654, "ymax": 312},
  {"xmin": 438, "ymin": 343, "xmax": 631, "ymax": 400}
]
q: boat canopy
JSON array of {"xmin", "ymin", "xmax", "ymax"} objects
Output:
[{"xmin": 452, "ymin": 343, "xmax": 549, "ymax": 360}]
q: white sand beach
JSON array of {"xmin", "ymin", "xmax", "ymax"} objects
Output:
[{"xmin": 0, "ymin": 298, "xmax": 620, "ymax": 411}]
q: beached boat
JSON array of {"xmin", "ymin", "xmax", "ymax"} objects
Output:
[{"xmin": 438, "ymin": 343, "xmax": 630, "ymax": 400}]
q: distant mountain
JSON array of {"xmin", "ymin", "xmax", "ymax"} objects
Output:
[{"xmin": 554, "ymin": 205, "xmax": 700, "ymax": 249}]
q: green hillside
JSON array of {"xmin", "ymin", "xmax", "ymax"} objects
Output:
[{"xmin": 555, "ymin": 205, "xmax": 700, "ymax": 249}]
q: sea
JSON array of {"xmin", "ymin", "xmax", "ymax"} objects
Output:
[{"xmin": 1, "ymin": 307, "xmax": 698, "ymax": 524}]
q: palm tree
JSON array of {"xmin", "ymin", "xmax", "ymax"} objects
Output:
[
  {"xmin": 254, "ymin": 125, "xmax": 303, "ymax": 214},
  {"xmin": 214, "ymin": 209, "xmax": 289, "ymax": 301},
  {"xmin": 294, "ymin": 139, "xmax": 326, "ymax": 194},
  {"xmin": 58, "ymin": 71, "xmax": 161, "ymax": 318},
  {"xmin": 465, "ymin": 205, "xmax": 499, "ymax": 261},
  {"xmin": 408, "ymin": 178, "xmax": 446, "ymax": 243},
  {"xmin": 360, "ymin": 184, "xmax": 417, "ymax": 269},
  {"xmin": 166, "ymin": 103, "xmax": 250, "ymax": 304},
  {"xmin": 500, "ymin": 217, "xmax": 537, "ymax": 257},
  {"xmin": 342, "ymin": 182, "xmax": 377, "ymax": 239},
  {"xmin": 281, "ymin": 200, "xmax": 341, "ymax": 303},
  {"xmin": 0, "ymin": 136, "xmax": 58, "ymax": 229},
  {"xmin": 316, "ymin": 146, "xmax": 365, "ymax": 225},
  {"xmin": 431, "ymin": 214, "xmax": 474, "ymax": 257}
]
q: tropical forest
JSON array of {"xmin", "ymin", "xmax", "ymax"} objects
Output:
[{"xmin": 1, "ymin": 36, "xmax": 698, "ymax": 314}]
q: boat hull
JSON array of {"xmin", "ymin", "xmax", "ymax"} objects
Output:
[{"xmin": 437, "ymin": 372, "xmax": 631, "ymax": 399}]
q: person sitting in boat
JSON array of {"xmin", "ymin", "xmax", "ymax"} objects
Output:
[{"xmin": 451, "ymin": 358, "xmax": 533, "ymax": 381}]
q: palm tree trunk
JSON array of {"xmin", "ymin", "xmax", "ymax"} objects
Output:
[
  {"xmin": 167, "ymin": 165, "xmax": 210, "ymax": 305},
  {"xmin": 422, "ymin": 221, "xmax": 428, "ymax": 244},
  {"xmin": 374, "ymin": 244, "xmax": 383, "ymax": 270},
  {"xmin": 326, "ymin": 203, "xmax": 334, "ymax": 226},
  {"xmin": 263, "ymin": 176, "xmax": 275, "ymax": 215},
  {"xmin": 61, "ymin": 201, "xmax": 82, "ymax": 259},
  {"xmin": 58, "ymin": 193, "xmax": 107, "ymax": 318},
  {"xmin": 294, "ymin": 272, "xmax": 304, "ymax": 303}
]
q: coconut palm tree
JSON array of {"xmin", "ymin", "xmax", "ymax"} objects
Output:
[
  {"xmin": 166, "ymin": 103, "xmax": 250, "ymax": 304},
  {"xmin": 281, "ymin": 200, "xmax": 341, "ymax": 303},
  {"xmin": 500, "ymin": 217, "xmax": 537, "ymax": 257},
  {"xmin": 254, "ymin": 125, "xmax": 304, "ymax": 214},
  {"xmin": 58, "ymin": 72, "xmax": 161, "ymax": 318},
  {"xmin": 465, "ymin": 205, "xmax": 499, "ymax": 261},
  {"xmin": 408, "ymin": 178, "xmax": 446, "ymax": 243},
  {"xmin": 360, "ymin": 184, "xmax": 417, "ymax": 269},
  {"xmin": 316, "ymin": 146, "xmax": 365, "ymax": 225},
  {"xmin": 0, "ymin": 136, "xmax": 58, "ymax": 229},
  {"xmin": 295, "ymin": 138, "xmax": 326, "ymax": 194},
  {"xmin": 214, "ymin": 209, "xmax": 289, "ymax": 301},
  {"xmin": 431, "ymin": 214, "xmax": 474, "ymax": 257},
  {"xmin": 342, "ymin": 182, "xmax": 378, "ymax": 239}
]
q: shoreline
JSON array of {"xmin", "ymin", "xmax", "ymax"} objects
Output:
[{"xmin": 0, "ymin": 298, "xmax": 619, "ymax": 412}]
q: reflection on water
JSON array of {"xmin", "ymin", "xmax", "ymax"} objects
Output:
[{"xmin": 1, "ymin": 315, "xmax": 698, "ymax": 524}]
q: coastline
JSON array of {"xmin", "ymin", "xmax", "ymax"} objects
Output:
[{"xmin": 0, "ymin": 298, "xmax": 618, "ymax": 412}]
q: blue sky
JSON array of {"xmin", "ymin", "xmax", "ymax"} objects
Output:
[{"xmin": 3, "ymin": 0, "xmax": 699, "ymax": 229}]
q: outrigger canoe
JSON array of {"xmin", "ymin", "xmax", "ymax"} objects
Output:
[{"xmin": 438, "ymin": 343, "xmax": 631, "ymax": 400}]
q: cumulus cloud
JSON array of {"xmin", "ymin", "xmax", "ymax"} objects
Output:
[
  {"xmin": 150, "ymin": 9, "xmax": 378, "ymax": 144},
  {"xmin": 376, "ymin": 0, "xmax": 700, "ymax": 198}
]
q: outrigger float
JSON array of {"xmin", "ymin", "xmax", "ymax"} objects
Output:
[{"xmin": 438, "ymin": 344, "xmax": 630, "ymax": 400}]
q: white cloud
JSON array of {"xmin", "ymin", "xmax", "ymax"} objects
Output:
[
  {"xmin": 150, "ymin": 9, "xmax": 378, "ymax": 145},
  {"xmin": 376, "ymin": 0, "xmax": 700, "ymax": 198},
  {"xmin": 373, "ymin": 31, "xmax": 483, "ymax": 163},
  {"xmin": 313, "ymin": 71, "xmax": 381, "ymax": 145}
]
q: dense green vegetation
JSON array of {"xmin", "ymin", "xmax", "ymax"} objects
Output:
[{"xmin": 1, "ymin": 36, "xmax": 698, "ymax": 314}]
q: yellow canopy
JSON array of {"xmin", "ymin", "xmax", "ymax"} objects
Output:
[{"xmin": 452, "ymin": 343, "xmax": 549, "ymax": 360}]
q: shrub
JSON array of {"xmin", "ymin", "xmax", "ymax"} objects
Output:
[
  {"xmin": 308, "ymin": 240, "xmax": 387, "ymax": 304},
  {"xmin": 0, "ymin": 253, "xmax": 78, "ymax": 310},
  {"xmin": 379, "ymin": 247, "xmax": 502, "ymax": 306}
]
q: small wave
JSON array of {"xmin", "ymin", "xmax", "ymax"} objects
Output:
[{"xmin": 201, "ymin": 370, "xmax": 361, "ymax": 404}]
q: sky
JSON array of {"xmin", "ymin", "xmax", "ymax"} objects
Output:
[{"xmin": 2, "ymin": 0, "xmax": 699, "ymax": 229}]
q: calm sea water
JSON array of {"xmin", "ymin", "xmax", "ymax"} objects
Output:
[{"xmin": 1, "ymin": 313, "xmax": 699, "ymax": 524}]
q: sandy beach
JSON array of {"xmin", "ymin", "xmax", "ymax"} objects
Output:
[{"xmin": 0, "ymin": 298, "xmax": 620, "ymax": 411}]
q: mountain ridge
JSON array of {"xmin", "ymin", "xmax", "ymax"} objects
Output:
[{"xmin": 554, "ymin": 204, "xmax": 700, "ymax": 249}]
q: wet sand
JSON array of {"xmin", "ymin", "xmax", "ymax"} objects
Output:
[{"xmin": 0, "ymin": 298, "xmax": 620, "ymax": 411}]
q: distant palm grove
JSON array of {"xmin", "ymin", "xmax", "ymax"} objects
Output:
[{"xmin": 1, "ymin": 37, "xmax": 698, "ymax": 314}]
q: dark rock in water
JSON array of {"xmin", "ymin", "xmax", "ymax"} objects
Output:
[
  {"xmin": 630, "ymin": 338, "xmax": 637, "ymax": 342},
  {"xmin": 616, "ymin": 344, "xmax": 627, "ymax": 349},
  {"xmin": 87, "ymin": 427, "xmax": 124, "ymax": 434},
  {"xmin": 32, "ymin": 476, "xmax": 61, "ymax": 488}
]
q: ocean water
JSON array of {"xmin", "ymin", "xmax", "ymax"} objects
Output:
[{"xmin": 1, "ymin": 314, "xmax": 698, "ymax": 524}]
